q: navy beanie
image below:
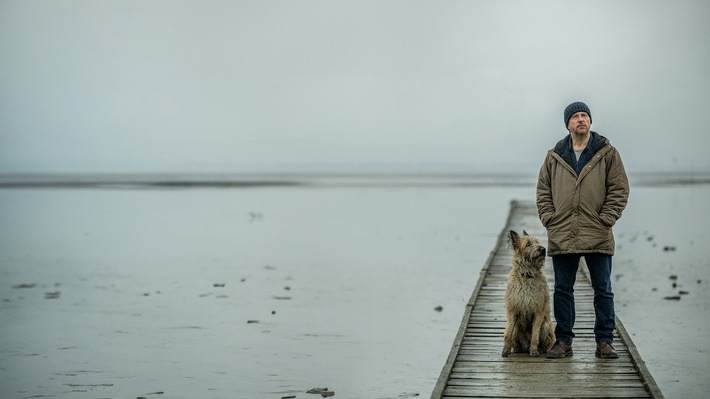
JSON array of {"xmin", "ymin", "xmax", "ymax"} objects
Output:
[{"xmin": 564, "ymin": 102, "xmax": 592, "ymax": 127}]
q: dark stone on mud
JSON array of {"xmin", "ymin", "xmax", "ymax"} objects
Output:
[
  {"xmin": 307, "ymin": 387, "xmax": 334, "ymax": 397},
  {"xmin": 13, "ymin": 283, "xmax": 37, "ymax": 289}
]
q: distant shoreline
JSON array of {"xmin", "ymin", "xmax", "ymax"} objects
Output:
[{"xmin": 1, "ymin": 171, "xmax": 709, "ymax": 189}]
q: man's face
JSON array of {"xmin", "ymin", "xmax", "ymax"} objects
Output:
[{"xmin": 567, "ymin": 111, "xmax": 591, "ymax": 135}]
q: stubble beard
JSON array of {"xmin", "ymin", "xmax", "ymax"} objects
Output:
[{"xmin": 570, "ymin": 124, "xmax": 589, "ymax": 138}]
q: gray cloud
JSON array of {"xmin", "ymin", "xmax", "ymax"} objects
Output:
[{"xmin": 1, "ymin": 1, "xmax": 708, "ymax": 173}]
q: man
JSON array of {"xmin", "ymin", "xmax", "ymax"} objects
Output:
[{"xmin": 536, "ymin": 101, "xmax": 629, "ymax": 359}]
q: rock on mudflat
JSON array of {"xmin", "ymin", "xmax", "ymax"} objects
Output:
[
  {"xmin": 307, "ymin": 387, "xmax": 335, "ymax": 397},
  {"xmin": 13, "ymin": 283, "xmax": 37, "ymax": 289},
  {"xmin": 45, "ymin": 291, "xmax": 60, "ymax": 299}
]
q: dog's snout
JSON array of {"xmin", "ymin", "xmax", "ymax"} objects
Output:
[{"xmin": 538, "ymin": 246, "xmax": 546, "ymax": 256}]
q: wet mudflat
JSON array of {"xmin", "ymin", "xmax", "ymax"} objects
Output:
[{"xmin": 0, "ymin": 180, "xmax": 708, "ymax": 398}]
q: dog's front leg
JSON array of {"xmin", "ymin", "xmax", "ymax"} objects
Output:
[
  {"xmin": 529, "ymin": 314, "xmax": 544, "ymax": 357},
  {"xmin": 501, "ymin": 312, "xmax": 515, "ymax": 357}
]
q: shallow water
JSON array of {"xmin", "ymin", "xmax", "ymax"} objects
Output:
[
  {"xmin": 0, "ymin": 181, "xmax": 708, "ymax": 398},
  {"xmin": 612, "ymin": 185, "xmax": 710, "ymax": 399},
  {"xmin": 0, "ymin": 185, "xmax": 533, "ymax": 398}
]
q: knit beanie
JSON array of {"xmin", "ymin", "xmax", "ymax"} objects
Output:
[{"xmin": 564, "ymin": 102, "xmax": 592, "ymax": 127}]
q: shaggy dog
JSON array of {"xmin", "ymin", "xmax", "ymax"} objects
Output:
[{"xmin": 501, "ymin": 230, "xmax": 555, "ymax": 357}]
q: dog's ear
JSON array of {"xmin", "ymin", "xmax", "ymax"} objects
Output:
[
  {"xmin": 522, "ymin": 229, "xmax": 529, "ymax": 236},
  {"xmin": 507, "ymin": 230, "xmax": 519, "ymax": 249}
]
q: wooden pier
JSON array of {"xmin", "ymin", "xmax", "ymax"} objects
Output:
[{"xmin": 431, "ymin": 200, "xmax": 663, "ymax": 399}]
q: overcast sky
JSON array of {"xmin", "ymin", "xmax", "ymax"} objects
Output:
[{"xmin": 1, "ymin": 1, "xmax": 709, "ymax": 173}]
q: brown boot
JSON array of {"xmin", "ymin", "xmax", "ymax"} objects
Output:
[
  {"xmin": 596, "ymin": 341, "xmax": 619, "ymax": 359},
  {"xmin": 546, "ymin": 340, "xmax": 573, "ymax": 358}
]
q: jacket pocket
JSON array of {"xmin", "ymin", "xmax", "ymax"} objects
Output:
[
  {"xmin": 541, "ymin": 211, "xmax": 555, "ymax": 228},
  {"xmin": 598, "ymin": 213, "xmax": 615, "ymax": 227}
]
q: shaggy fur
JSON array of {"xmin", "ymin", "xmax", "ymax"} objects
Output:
[{"xmin": 501, "ymin": 230, "xmax": 555, "ymax": 357}]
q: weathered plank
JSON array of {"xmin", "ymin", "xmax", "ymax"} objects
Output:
[{"xmin": 431, "ymin": 200, "xmax": 663, "ymax": 399}]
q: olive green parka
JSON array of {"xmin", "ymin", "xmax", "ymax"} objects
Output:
[{"xmin": 536, "ymin": 131, "xmax": 629, "ymax": 256}]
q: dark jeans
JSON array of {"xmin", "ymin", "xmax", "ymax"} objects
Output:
[{"xmin": 552, "ymin": 253, "xmax": 615, "ymax": 345}]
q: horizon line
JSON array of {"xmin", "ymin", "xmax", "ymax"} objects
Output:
[{"xmin": 1, "ymin": 170, "xmax": 709, "ymax": 189}]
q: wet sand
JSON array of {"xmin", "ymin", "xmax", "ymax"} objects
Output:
[
  {"xmin": 612, "ymin": 185, "xmax": 710, "ymax": 399},
  {"xmin": 0, "ymin": 179, "xmax": 708, "ymax": 398}
]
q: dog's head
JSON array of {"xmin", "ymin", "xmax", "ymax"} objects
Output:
[{"xmin": 508, "ymin": 230, "xmax": 546, "ymax": 265}]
